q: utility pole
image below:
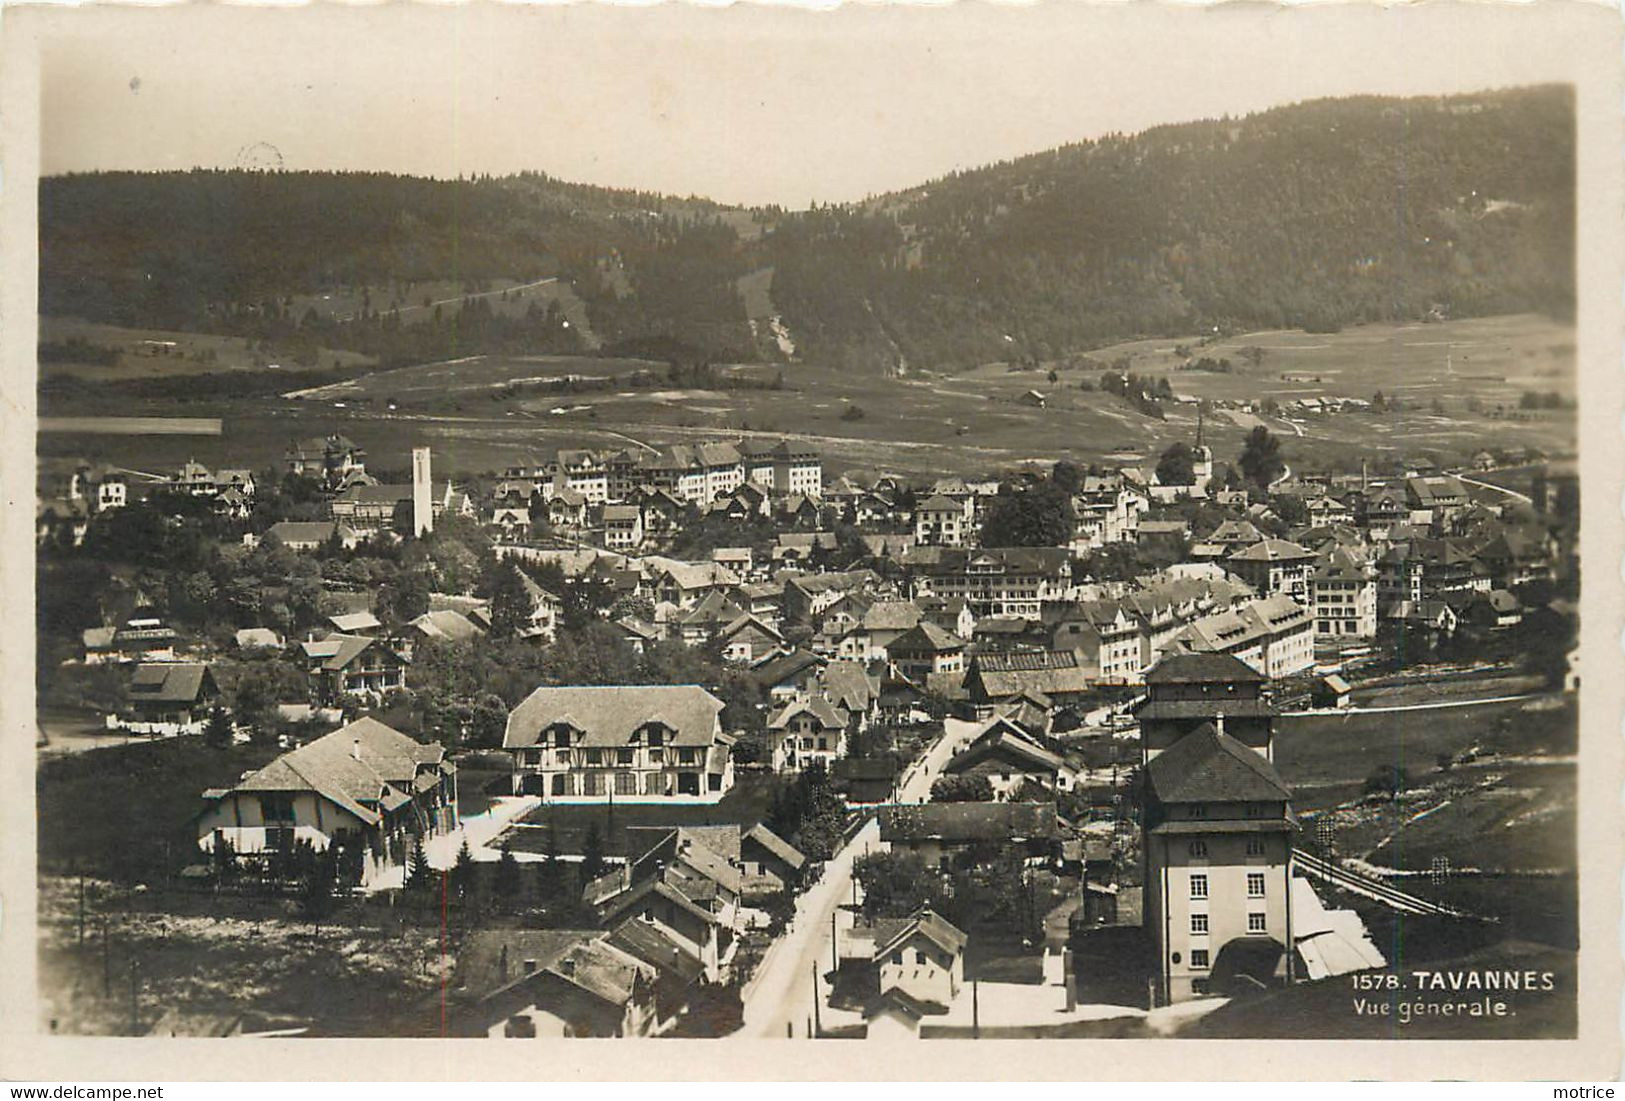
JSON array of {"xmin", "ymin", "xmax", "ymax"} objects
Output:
[
  {"xmin": 101, "ymin": 918, "xmax": 111, "ymax": 998},
  {"xmin": 127, "ymin": 958, "xmax": 139, "ymax": 1035},
  {"xmin": 811, "ymin": 964, "xmax": 821, "ymax": 1038},
  {"xmin": 830, "ymin": 911, "xmax": 838, "ymax": 973}
]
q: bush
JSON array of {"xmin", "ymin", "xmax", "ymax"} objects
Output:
[
  {"xmin": 930, "ymin": 774, "xmax": 994, "ymax": 802},
  {"xmin": 1363, "ymin": 763, "xmax": 1410, "ymax": 799}
]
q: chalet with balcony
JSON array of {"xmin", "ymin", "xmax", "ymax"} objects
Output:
[{"xmin": 195, "ymin": 717, "xmax": 457, "ymax": 887}]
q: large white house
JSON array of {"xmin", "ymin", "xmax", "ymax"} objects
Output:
[{"xmin": 504, "ymin": 684, "xmax": 736, "ymax": 803}]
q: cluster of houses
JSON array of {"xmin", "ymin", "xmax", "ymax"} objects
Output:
[
  {"xmin": 442, "ymin": 809, "xmax": 808, "ymax": 1037},
  {"xmin": 188, "ymin": 708, "xmax": 807, "ymax": 1037},
  {"xmin": 484, "ymin": 439, "xmax": 825, "ymax": 547},
  {"xmin": 64, "ymin": 429, "xmax": 1558, "ymax": 758}
]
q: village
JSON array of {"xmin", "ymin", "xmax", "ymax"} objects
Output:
[{"xmin": 30, "ymin": 408, "xmax": 1580, "ymax": 1041}]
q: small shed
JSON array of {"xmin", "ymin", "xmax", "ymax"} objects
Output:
[{"xmin": 1311, "ymin": 673, "xmax": 1353, "ymax": 710}]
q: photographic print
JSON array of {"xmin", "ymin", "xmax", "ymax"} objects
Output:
[{"xmin": 6, "ymin": 0, "xmax": 1620, "ymax": 1078}]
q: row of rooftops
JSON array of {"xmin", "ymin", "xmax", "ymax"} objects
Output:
[{"xmin": 508, "ymin": 438, "xmax": 820, "ymax": 478}]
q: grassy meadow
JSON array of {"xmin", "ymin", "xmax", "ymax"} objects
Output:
[{"xmin": 37, "ymin": 312, "xmax": 1576, "ymax": 480}]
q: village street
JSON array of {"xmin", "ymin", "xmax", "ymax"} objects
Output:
[{"xmin": 737, "ymin": 717, "xmax": 982, "ymax": 1036}]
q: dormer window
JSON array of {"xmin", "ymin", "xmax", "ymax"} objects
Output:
[{"xmin": 552, "ymin": 727, "xmax": 574, "ymax": 748}]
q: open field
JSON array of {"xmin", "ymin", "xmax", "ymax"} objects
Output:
[
  {"xmin": 38, "ymin": 317, "xmax": 377, "ymax": 382},
  {"xmin": 35, "ymin": 313, "xmax": 1576, "ymax": 480},
  {"xmin": 285, "ymin": 352, "xmax": 669, "ymax": 403},
  {"xmin": 1081, "ymin": 313, "xmax": 1574, "ymax": 406},
  {"xmin": 36, "ymin": 737, "xmax": 283, "ymax": 879},
  {"xmin": 284, "ymin": 275, "xmax": 599, "ymax": 347},
  {"xmin": 1275, "ymin": 692, "xmax": 1575, "ymax": 798},
  {"xmin": 1277, "ymin": 686, "xmax": 1575, "ymax": 947},
  {"xmin": 39, "ymin": 416, "xmax": 223, "ymax": 436},
  {"xmin": 37, "ymin": 876, "xmax": 450, "ymax": 1037}
]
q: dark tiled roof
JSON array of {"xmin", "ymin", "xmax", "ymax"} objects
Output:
[
  {"xmin": 1145, "ymin": 722, "xmax": 1291, "ymax": 804},
  {"xmin": 886, "ymin": 622, "xmax": 965, "ymax": 655},
  {"xmin": 229, "ymin": 717, "xmax": 443, "ymax": 825},
  {"xmin": 743, "ymin": 823, "xmax": 806, "ymax": 870},
  {"xmin": 605, "ymin": 919, "xmax": 706, "ymax": 985},
  {"xmin": 128, "ymin": 662, "xmax": 212, "ymax": 703},
  {"xmin": 1143, "ymin": 652, "xmax": 1265, "ymax": 685}
]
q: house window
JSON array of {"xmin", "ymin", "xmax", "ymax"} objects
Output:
[
  {"xmin": 646, "ymin": 727, "xmax": 665, "ymax": 747},
  {"xmin": 1187, "ymin": 840, "xmax": 1207, "ymax": 858},
  {"xmin": 1246, "ymin": 838, "xmax": 1267, "ymax": 856},
  {"xmin": 1247, "ymin": 873, "xmax": 1266, "ymax": 898},
  {"xmin": 1189, "ymin": 874, "xmax": 1208, "ymax": 900},
  {"xmin": 679, "ymin": 749, "xmax": 699, "ymax": 765},
  {"xmin": 615, "ymin": 772, "xmax": 638, "ymax": 796},
  {"xmin": 1190, "ymin": 914, "xmax": 1209, "ymax": 935},
  {"xmin": 1248, "ymin": 913, "xmax": 1268, "ymax": 934},
  {"xmin": 1190, "ymin": 949, "xmax": 1210, "ymax": 970},
  {"xmin": 260, "ymin": 795, "xmax": 295, "ymax": 823},
  {"xmin": 1187, "ymin": 805, "xmax": 1206, "ymax": 819},
  {"xmin": 551, "ymin": 774, "xmax": 567, "ymax": 796},
  {"xmin": 616, "ymin": 748, "xmax": 635, "ymax": 766},
  {"xmin": 586, "ymin": 749, "xmax": 603, "ymax": 766},
  {"xmin": 649, "ymin": 748, "xmax": 664, "ymax": 764}
]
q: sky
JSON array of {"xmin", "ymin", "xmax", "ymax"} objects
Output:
[{"xmin": 35, "ymin": 2, "xmax": 1594, "ymax": 209}]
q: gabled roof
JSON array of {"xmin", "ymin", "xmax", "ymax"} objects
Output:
[
  {"xmin": 315, "ymin": 633, "xmax": 402, "ymax": 672},
  {"xmin": 944, "ymin": 716, "xmax": 1068, "ymax": 776},
  {"xmin": 752, "ymin": 647, "xmax": 826, "ymax": 687},
  {"xmin": 1209, "ymin": 518, "xmax": 1265, "ymax": 542},
  {"xmin": 127, "ymin": 662, "xmax": 213, "ymax": 704},
  {"xmin": 409, "ymin": 609, "xmax": 486, "ymax": 642},
  {"xmin": 226, "ymin": 717, "xmax": 443, "ymax": 826},
  {"xmin": 1144, "ymin": 722, "xmax": 1292, "ymax": 805},
  {"xmin": 1228, "ymin": 538, "xmax": 1315, "ymax": 563},
  {"xmin": 327, "ymin": 611, "xmax": 381, "ymax": 633},
  {"xmin": 605, "ymin": 918, "xmax": 706, "ymax": 986},
  {"xmin": 859, "ymin": 601, "xmax": 923, "ymax": 633},
  {"xmin": 885, "ymin": 622, "xmax": 965, "ymax": 655},
  {"xmin": 767, "ymin": 695, "xmax": 848, "ymax": 732},
  {"xmin": 266, "ymin": 521, "xmax": 353, "ymax": 545},
  {"xmin": 545, "ymin": 938, "xmax": 654, "ymax": 1008},
  {"xmin": 1311, "ymin": 547, "xmax": 1369, "ymax": 583},
  {"xmin": 743, "ymin": 823, "xmax": 806, "ymax": 871},
  {"xmin": 916, "ymin": 494, "xmax": 964, "ymax": 513},
  {"xmin": 454, "ymin": 929, "xmax": 594, "ymax": 1000},
  {"xmin": 1143, "ymin": 651, "xmax": 1265, "ymax": 685},
  {"xmin": 504, "ymin": 684, "xmax": 724, "ymax": 749},
  {"xmin": 821, "ymin": 661, "xmax": 879, "ymax": 714},
  {"xmin": 876, "ymin": 906, "xmax": 968, "ymax": 963}
]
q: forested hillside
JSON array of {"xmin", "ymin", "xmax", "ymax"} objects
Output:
[{"xmin": 40, "ymin": 85, "xmax": 1573, "ymax": 373}]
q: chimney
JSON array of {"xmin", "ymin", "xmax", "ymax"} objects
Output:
[
  {"xmin": 351, "ymin": 738, "xmax": 361, "ymax": 761},
  {"xmin": 1213, "ymin": 713, "xmax": 1225, "ymax": 738},
  {"xmin": 411, "ymin": 446, "xmax": 434, "ymax": 538},
  {"xmin": 498, "ymin": 944, "xmax": 509, "ymax": 983},
  {"xmin": 560, "ymin": 956, "xmax": 576, "ymax": 977},
  {"xmin": 522, "ymin": 958, "xmax": 537, "ymax": 974}
]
